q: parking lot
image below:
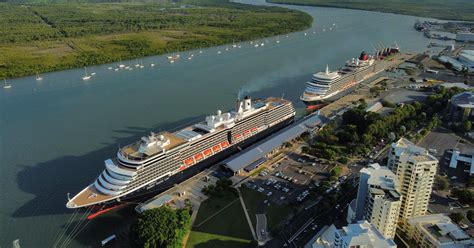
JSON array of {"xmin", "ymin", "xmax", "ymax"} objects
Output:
[
  {"xmin": 242, "ymin": 152, "xmax": 348, "ymax": 207},
  {"xmin": 418, "ymin": 127, "xmax": 474, "ymax": 184}
]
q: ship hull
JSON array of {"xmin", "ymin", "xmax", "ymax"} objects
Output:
[
  {"xmin": 302, "ymin": 83, "xmax": 360, "ymax": 110},
  {"xmin": 88, "ymin": 116, "xmax": 295, "ymax": 208}
]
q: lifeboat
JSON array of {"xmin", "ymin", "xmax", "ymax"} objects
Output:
[
  {"xmin": 221, "ymin": 141, "xmax": 229, "ymax": 148},
  {"xmin": 251, "ymin": 127, "xmax": 257, "ymax": 132},
  {"xmin": 243, "ymin": 130, "xmax": 250, "ymax": 136},
  {"xmin": 184, "ymin": 158, "xmax": 194, "ymax": 166},
  {"xmin": 213, "ymin": 145, "xmax": 221, "ymax": 152},
  {"xmin": 179, "ymin": 165, "xmax": 186, "ymax": 171},
  {"xmin": 194, "ymin": 153, "xmax": 204, "ymax": 161},
  {"xmin": 233, "ymin": 134, "xmax": 241, "ymax": 140},
  {"xmin": 203, "ymin": 149, "xmax": 212, "ymax": 156}
]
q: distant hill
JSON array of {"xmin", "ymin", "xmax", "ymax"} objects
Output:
[{"xmin": 266, "ymin": 0, "xmax": 474, "ymax": 22}]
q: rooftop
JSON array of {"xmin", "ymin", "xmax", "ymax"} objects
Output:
[
  {"xmin": 408, "ymin": 214, "xmax": 473, "ymax": 246},
  {"xmin": 224, "ymin": 114, "xmax": 325, "ymax": 172},
  {"xmin": 363, "ymin": 163, "xmax": 399, "ymax": 191},
  {"xmin": 451, "ymin": 91, "xmax": 474, "ymax": 109},
  {"xmin": 392, "ymin": 138, "xmax": 438, "ymax": 164},
  {"xmin": 340, "ymin": 221, "xmax": 397, "ymax": 248}
]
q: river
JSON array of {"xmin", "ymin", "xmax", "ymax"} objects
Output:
[{"xmin": 0, "ymin": 0, "xmax": 432, "ymax": 246}]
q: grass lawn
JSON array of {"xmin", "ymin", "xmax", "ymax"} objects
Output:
[
  {"xmin": 193, "ymin": 194, "xmax": 238, "ymax": 225},
  {"xmin": 186, "ymin": 195, "xmax": 254, "ymax": 248},
  {"xmin": 240, "ymin": 186, "xmax": 293, "ymax": 234}
]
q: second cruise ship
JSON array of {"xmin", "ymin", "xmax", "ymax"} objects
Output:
[{"xmin": 301, "ymin": 47, "xmax": 400, "ymax": 109}]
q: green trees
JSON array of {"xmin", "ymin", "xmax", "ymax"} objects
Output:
[
  {"xmin": 463, "ymin": 121, "xmax": 472, "ymax": 133},
  {"xmin": 130, "ymin": 206, "xmax": 191, "ymax": 248},
  {"xmin": 451, "ymin": 188, "xmax": 474, "ymax": 206},
  {"xmin": 202, "ymin": 178, "xmax": 237, "ymax": 197},
  {"xmin": 434, "ymin": 175, "xmax": 449, "ymax": 191},
  {"xmin": 449, "ymin": 212, "xmax": 465, "ymax": 224},
  {"xmin": 467, "ymin": 210, "xmax": 474, "ymax": 223},
  {"xmin": 0, "ymin": 2, "xmax": 312, "ymax": 79}
]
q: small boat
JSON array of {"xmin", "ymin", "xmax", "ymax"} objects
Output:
[
  {"xmin": 254, "ymin": 44, "xmax": 259, "ymax": 47},
  {"xmin": 82, "ymin": 67, "xmax": 91, "ymax": 81},
  {"xmin": 333, "ymin": 23, "xmax": 336, "ymax": 26},
  {"xmin": 304, "ymin": 32, "xmax": 307, "ymax": 36},
  {"xmin": 3, "ymin": 79, "xmax": 11, "ymax": 89},
  {"xmin": 199, "ymin": 50, "xmax": 203, "ymax": 54},
  {"xmin": 91, "ymin": 72, "xmax": 96, "ymax": 76},
  {"xmin": 286, "ymin": 35, "xmax": 289, "ymax": 38},
  {"xmin": 313, "ymin": 31, "xmax": 316, "ymax": 34},
  {"xmin": 118, "ymin": 59, "xmax": 125, "ymax": 68},
  {"xmin": 225, "ymin": 47, "xmax": 229, "ymax": 51},
  {"xmin": 188, "ymin": 56, "xmax": 192, "ymax": 60},
  {"xmin": 135, "ymin": 60, "xmax": 140, "ymax": 68},
  {"xmin": 107, "ymin": 67, "xmax": 113, "ymax": 70},
  {"xmin": 125, "ymin": 66, "xmax": 130, "ymax": 69},
  {"xmin": 329, "ymin": 27, "xmax": 333, "ymax": 31},
  {"xmin": 260, "ymin": 43, "xmax": 264, "ymax": 46},
  {"xmin": 238, "ymin": 45, "xmax": 242, "ymax": 48},
  {"xmin": 36, "ymin": 72, "xmax": 43, "ymax": 81},
  {"xmin": 323, "ymin": 29, "xmax": 326, "ymax": 32},
  {"xmin": 250, "ymin": 41, "xmax": 253, "ymax": 44},
  {"xmin": 276, "ymin": 35, "xmax": 280, "ymax": 43},
  {"xmin": 114, "ymin": 68, "xmax": 119, "ymax": 71},
  {"xmin": 170, "ymin": 60, "xmax": 175, "ymax": 64},
  {"xmin": 217, "ymin": 51, "xmax": 221, "ymax": 54},
  {"xmin": 150, "ymin": 63, "xmax": 155, "ymax": 67}
]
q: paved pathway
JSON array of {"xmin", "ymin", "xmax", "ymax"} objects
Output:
[{"xmin": 237, "ymin": 188, "xmax": 257, "ymax": 240}]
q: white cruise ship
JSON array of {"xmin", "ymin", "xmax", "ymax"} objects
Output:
[
  {"xmin": 67, "ymin": 96, "xmax": 295, "ymax": 209},
  {"xmin": 301, "ymin": 48, "xmax": 399, "ymax": 110}
]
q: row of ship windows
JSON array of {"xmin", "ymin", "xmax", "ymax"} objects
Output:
[
  {"xmin": 125, "ymin": 164, "xmax": 176, "ymax": 191},
  {"xmin": 180, "ymin": 134, "xmax": 227, "ymax": 158}
]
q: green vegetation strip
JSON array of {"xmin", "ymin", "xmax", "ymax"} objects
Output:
[
  {"xmin": 0, "ymin": 0, "xmax": 312, "ymax": 79},
  {"xmin": 267, "ymin": 0, "xmax": 474, "ymax": 22}
]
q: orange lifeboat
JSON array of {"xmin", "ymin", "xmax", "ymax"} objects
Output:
[
  {"xmin": 251, "ymin": 127, "xmax": 257, "ymax": 132},
  {"xmin": 213, "ymin": 145, "xmax": 221, "ymax": 152},
  {"xmin": 221, "ymin": 141, "xmax": 229, "ymax": 148},
  {"xmin": 203, "ymin": 149, "xmax": 212, "ymax": 156},
  {"xmin": 234, "ymin": 134, "xmax": 241, "ymax": 139},
  {"xmin": 184, "ymin": 158, "xmax": 194, "ymax": 166},
  {"xmin": 194, "ymin": 153, "xmax": 204, "ymax": 161},
  {"xmin": 243, "ymin": 130, "xmax": 250, "ymax": 136},
  {"xmin": 179, "ymin": 165, "xmax": 186, "ymax": 171}
]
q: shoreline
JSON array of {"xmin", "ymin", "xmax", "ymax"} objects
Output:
[
  {"xmin": 0, "ymin": 3, "xmax": 312, "ymax": 80},
  {"xmin": 265, "ymin": 0, "xmax": 473, "ymax": 23}
]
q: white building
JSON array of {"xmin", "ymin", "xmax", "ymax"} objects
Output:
[
  {"xmin": 458, "ymin": 50, "xmax": 474, "ymax": 73},
  {"xmin": 388, "ymin": 138, "xmax": 438, "ymax": 225},
  {"xmin": 348, "ymin": 163, "xmax": 401, "ymax": 239},
  {"xmin": 406, "ymin": 214, "xmax": 473, "ymax": 248},
  {"xmin": 311, "ymin": 220, "xmax": 397, "ymax": 248},
  {"xmin": 457, "ymin": 32, "xmax": 474, "ymax": 43}
]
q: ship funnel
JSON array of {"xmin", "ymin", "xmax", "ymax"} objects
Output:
[
  {"xmin": 325, "ymin": 65, "xmax": 329, "ymax": 74},
  {"xmin": 236, "ymin": 100, "xmax": 244, "ymax": 113},
  {"xmin": 244, "ymin": 96, "xmax": 252, "ymax": 111}
]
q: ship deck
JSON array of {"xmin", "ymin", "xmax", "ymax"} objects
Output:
[
  {"xmin": 68, "ymin": 185, "xmax": 115, "ymax": 208},
  {"xmin": 121, "ymin": 131, "xmax": 187, "ymax": 160}
]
